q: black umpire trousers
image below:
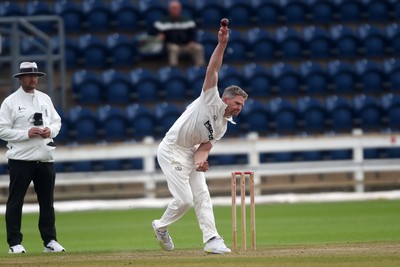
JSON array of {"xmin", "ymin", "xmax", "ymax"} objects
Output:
[{"xmin": 6, "ymin": 159, "xmax": 57, "ymax": 247}]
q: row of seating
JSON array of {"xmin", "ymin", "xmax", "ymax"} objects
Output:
[
  {"xmin": 71, "ymin": 59, "xmax": 400, "ymax": 105},
  {"xmin": 0, "ymin": 0, "xmax": 398, "ymax": 33},
  {"xmin": 56, "ymin": 93, "xmax": 400, "ymax": 144}
]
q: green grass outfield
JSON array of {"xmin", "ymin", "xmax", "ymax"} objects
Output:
[{"xmin": 0, "ymin": 199, "xmax": 399, "ymax": 266}]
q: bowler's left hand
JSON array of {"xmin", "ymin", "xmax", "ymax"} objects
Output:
[{"xmin": 195, "ymin": 161, "xmax": 209, "ymax": 172}]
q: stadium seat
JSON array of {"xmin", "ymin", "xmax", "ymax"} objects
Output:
[
  {"xmin": 275, "ymin": 27, "xmax": 305, "ymax": 60},
  {"xmin": 55, "ymin": 108, "xmax": 71, "ymax": 144},
  {"xmin": 383, "ymin": 58, "xmax": 400, "ymax": 92},
  {"xmin": 197, "ymin": 30, "xmax": 218, "ymax": 60},
  {"xmin": 363, "ymin": 0, "xmax": 393, "ymax": 22},
  {"xmin": 0, "ymin": 1, "xmax": 23, "ymax": 16},
  {"xmin": 158, "ymin": 66, "xmax": 189, "ymax": 101},
  {"xmin": 82, "ymin": 0, "xmax": 112, "ymax": 32},
  {"xmin": 381, "ymin": 93, "xmax": 400, "ymax": 131},
  {"xmin": 355, "ymin": 60, "xmax": 385, "ymax": 94},
  {"xmin": 106, "ymin": 33, "xmax": 138, "ymax": 67},
  {"xmin": 268, "ymin": 97, "xmax": 298, "ymax": 135},
  {"xmin": 64, "ymin": 37, "xmax": 80, "ymax": 68},
  {"xmin": 78, "ymin": 34, "xmax": 109, "ymax": 69},
  {"xmin": 330, "ymin": 25, "xmax": 361, "ymax": 59},
  {"xmin": 25, "ymin": 1, "xmax": 53, "ymax": 33},
  {"xmin": 223, "ymin": 0, "xmax": 253, "ymax": 26},
  {"xmin": 297, "ymin": 97, "xmax": 327, "ymax": 134},
  {"xmin": 242, "ymin": 63, "xmax": 272, "ymax": 97},
  {"xmin": 110, "ymin": 0, "xmax": 140, "ymax": 31},
  {"xmin": 68, "ymin": 106, "xmax": 100, "ymax": 143},
  {"xmin": 129, "ymin": 68, "xmax": 160, "ymax": 102},
  {"xmin": 54, "ymin": 0, "xmax": 84, "ymax": 33},
  {"xmin": 154, "ymin": 103, "xmax": 184, "ymax": 138},
  {"xmin": 101, "ymin": 69, "xmax": 132, "ymax": 105},
  {"xmin": 325, "ymin": 95, "xmax": 354, "ymax": 133},
  {"xmin": 302, "ymin": 26, "xmax": 333, "ymax": 59},
  {"xmin": 327, "ymin": 60, "xmax": 356, "ymax": 94},
  {"xmin": 299, "ymin": 61, "xmax": 329, "ymax": 95},
  {"xmin": 308, "ymin": 0, "xmax": 336, "ymax": 24},
  {"xmin": 329, "ymin": 149, "xmax": 352, "ymax": 160},
  {"xmin": 72, "ymin": 70, "xmax": 103, "ymax": 104},
  {"xmin": 386, "ymin": 23, "xmax": 400, "ymax": 57},
  {"xmin": 246, "ymin": 27, "xmax": 276, "ymax": 61},
  {"xmin": 239, "ymin": 98, "xmax": 269, "ymax": 134},
  {"xmin": 251, "ymin": 0, "xmax": 281, "ymax": 26},
  {"xmin": 97, "ymin": 105, "xmax": 128, "ymax": 142},
  {"xmin": 139, "ymin": 0, "xmax": 167, "ymax": 32},
  {"xmin": 20, "ymin": 36, "xmax": 44, "ymax": 56},
  {"xmin": 186, "ymin": 65, "xmax": 206, "ymax": 95},
  {"xmin": 218, "ymin": 64, "xmax": 245, "ymax": 93},
  {"xmin": 224, "ymin": 29, "xmax": 248, "ymax": 63},
  {"xmin": 279, "ymin": 0, "xmax": 309, "ymax": 24},
  {"xmin": 353, "ymin": 94, "xmax": 383, "ymax": 132},
  {"xmin": 271, "ymin": 63, "xmax": 302, "ymax": 95},
  {"xmin": 195, "ymin": 0, "xmax": 225, "ymax": 28},
  {"xmin": 334, "ymin": 0, "xmax": 364, "ymax": 23},
  {"xmin": 125, "ymin": 104, "xmax": 157, "ymax": 140},
  {"xmin": 357, "ymin": 24, "xmax": 388, "ymax": 58}
]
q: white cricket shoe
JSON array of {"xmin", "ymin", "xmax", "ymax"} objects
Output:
[
  {"xmin": 204, "ymin": 237, "xmax": 231, "ymax": 254},
  {"xmin": 9, "ymin": 244, "xmax": 26, "ymax": 254},
  {"xmin": 152, "ymin": 220, "xmax": 174, "ymax": 251},
  {"xmin": 44, "ymin": 240, "xmax": 66, "ymax": 252}
]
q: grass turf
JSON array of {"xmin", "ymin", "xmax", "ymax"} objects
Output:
[{"xmin": 0, "ymin": 199, "xmax": 399, "ymax": 266}]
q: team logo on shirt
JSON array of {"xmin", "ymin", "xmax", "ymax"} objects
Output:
[
  {"xmin": 204, "ymin": 120, "xmax": 214, "ymax": 141},
  {"xmin": 213, "ymin": 115, "xmax": 217, "ymax": 121}
]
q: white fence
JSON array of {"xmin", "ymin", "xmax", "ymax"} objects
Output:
[{"xmin": 1, "ymin": 131, "xmax": 400, "ymax": 198}]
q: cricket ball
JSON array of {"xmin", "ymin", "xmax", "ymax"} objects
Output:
[{"xmin": 220, "ymin": 18, "xmax": 229, "ymax": 27}]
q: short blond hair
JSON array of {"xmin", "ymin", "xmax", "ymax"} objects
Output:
[{"xmin": 222, "ymin": 85, "xmax": 248, "ymax": 100}]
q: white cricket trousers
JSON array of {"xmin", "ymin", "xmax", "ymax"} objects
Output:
[{"xmin": 155, "ymin": 140, "xmax": 220, "ymax": 243}]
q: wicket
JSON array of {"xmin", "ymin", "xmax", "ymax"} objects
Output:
[{"xmin": 231, "ymin": 171, "xmax": 256, "ymax": 251}]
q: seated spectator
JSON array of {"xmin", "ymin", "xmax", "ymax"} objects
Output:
[{"xmin": 153, "ymin": 0, "xmax": 205, "ymax": 67}]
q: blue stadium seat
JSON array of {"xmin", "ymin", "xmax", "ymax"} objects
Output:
[
  {"xmin": 386, "ymin": 23, "xmax": 400, "ymax": 57},
  {"xmin": 70, "ymin": 161, "xmax": 93, "ymax": 172},
  {"xmin": 251, "ymin": 0, "xmax": 281, "ymax": 26},
  {"xmin": 242, "ymin": 63, "xmax": 272, "ymax": 97},
  {"xmin": 353, "ymin": 94, "xmax": 383, "ymax": 132},
  {"xmin": 302, "ymin": 26, "xmax": 333, "ymax": 59},
  {"xmin": 224, "ymin": 29, "xmax": 248, "ymax": 63},
  {"xmin": 268, "ymin": 97, "xmax": 298, "ymax": 135},
  {"xmin": 68, "ymin": 106, "xmax": 99, "ymax": 143},
  {"xmin": 383, "ymin": 58, "xmax": 400, "ymax": 92},
  {"xmin": 329, "ymin": 149, "xmax": 352, "ymax": 160},
  {"xmin": 355, "ymin": 60, "xmax": 385, "ymax": 94},
  {"xmin": 129, "ymin": 68, "xmax": 160, "ymax": 102},
  {"xmin": 64, "ymin": 37, "xmax": 80, "ymax": 68},
  {"xmin": 110, "ymin": 0, "xmax": 140, "ymax": 31},
  {"xmin": 299, "ymin": 61, "xmax": 329, "ymax": 95},
  {"xmin": 158, "ymin": 66, "xmax": 189, "ymax": 101},
  {"xmin": 239, "ymin": 98, "xmax": 269, "ymax": 134},
  {"xmin": 0, "ymin": 2, "xmax": 23, "ymax": 16},
  {"xmin": 25, "ymin": 1, "xmax": 53, "ymax": 33},
  {"xmin": 358, "ymin": 24, "xmax": 388, "ymax": 58},
  {"xmin": 82, "ymin": 0, "xmax": 112, "ymax": 32},
  {"xmin": 223, "ymin": 0, "xmax": 253, "ymax": 26},
  {"xmin": 381, "ymin": 93, "xmax": 400, "ymax": 131},
  {"xmin": 186, "ymin": 65, "xmax": 206, "ymax": 95},
  {"xmin": 55, "ymin": 108, "xmax": 71, "ymax": 144},
  {"xmin": 394, "ymin": 0, "xmax": 400, "ymax": 20},
  {"xmin": 54, "ymin": 0, "xmax": 84, "ymax": 33},
  {"xmin": 327, "ymin": 60, "xmax": 356, "ymax": 94},
  {"xmin": 363, "ymin": 0, "xmax": 393, "ymax": 22},
  {"xmin": 218, "ymin": 64, "xmax": 245, "ymax": 93},
  {"xmin": 139, "ymin": 0, "xmax": 167, "ymax": 32},
  {"xmin": 97, "ymin": 105, "xmax": 128, "ymax": 142},
  {"xmin": 307, "ymin": 0, "xmax": 336, "ymax": 24},
  {"xmin": 106, "ymin": 33, "xmax": 138, "ymax": 67},
  {"xmin": 154, "ymin": 103, "xmax": 184, "ymax": 138},
  {"xmin": 271, "ymin": 63, "xmax": 302, "ymax": 95},
  {"xmin": 20, "ymin": 36, "xmax": 44, "ymax": 56},
  {"xmin": 330, "ymin": 25, "xmax": 361, "ymax": 59},
  {"xmin": 72, "ymin": 70, "xmax": 103, "ymax": 104},
  {"xmin": 279, "ymin": 0, "xmax": 309, "ymax": 24},
  {"xmin": 195, "ymin": 0, "xmax": 225, "ymax": 28},
  {"xmin": 325, "ymin": 96, "xmax": 354, "ymax": 133},
  {"xmin": 334, "ymin": 0, "xmax": 364, "ymax": 22},
  {"xmin": 101, "ymin": 69, "xmax": 132, "ymax": 105},
  {"xmin": 125, "ymin": 104, "xmax": 157, "ymax": 140},
  {"xmin": 78, "ymin": 34, "xmax": 109, "ymax": 69},
  {"xmin": 297, "ymin": 97, "xmax": 327, "ymax": 134},
  {"xmin": 275, "ymin": 27, "xmax": 305, "ymax": 60},
  {"xmin": 197, "ymin": 30, "xmax": 217, "ymax": 60},
  {"xmin": 246, "ymin": 27, "xmax": 276, "ymax": 61}
]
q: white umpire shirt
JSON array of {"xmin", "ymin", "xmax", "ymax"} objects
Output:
[
  {"xmin": 163, "ymin": 86, "xmax": 235, "ymax": 148},
  {"xmin": 0, "ymin": 87, "xmax": 61, "ymax": 161}
]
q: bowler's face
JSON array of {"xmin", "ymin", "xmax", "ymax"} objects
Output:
[
  {"xmin": 20, "ymin": 74, "xmax": 39, "ymax": 92},
  {"xmin": 224, "ymin": 95, "xmax": 246, "ymax": 117}
]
